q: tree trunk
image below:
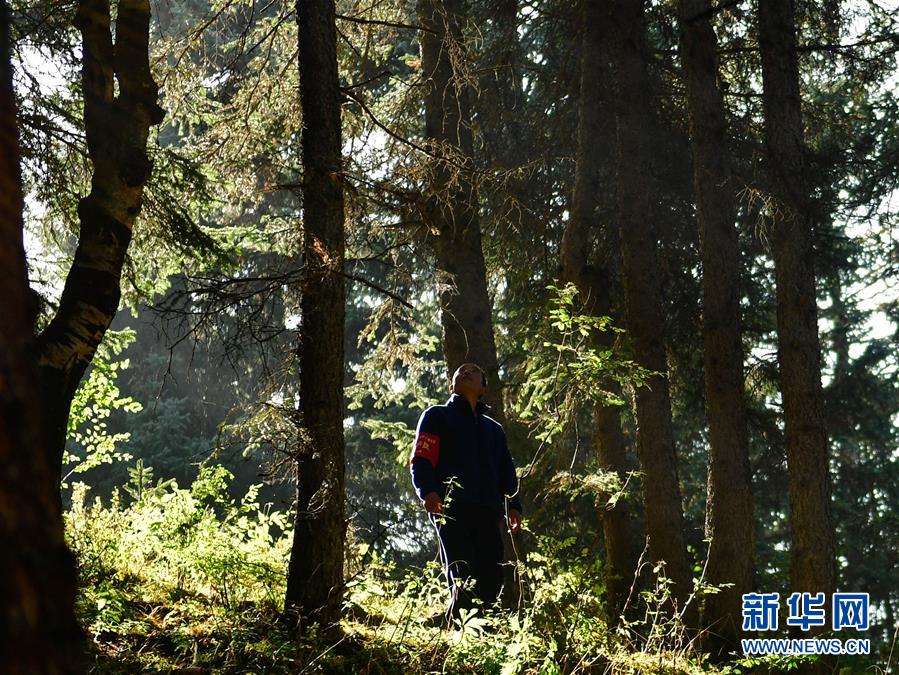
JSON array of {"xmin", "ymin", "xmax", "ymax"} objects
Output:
[
  {"xmin": 678, "ymin": 0, "xmax": 754, "ymax": 652},
  {"xmin": 284, "ymin": 0, "xmax": 347, "ymax": 627},
  {"xmin": 758, "ymin": 0, "xmax": 835, "ymax": 603},
  {"xmin": 477, "ymin": 0, "xmax": 524, "ymax": 169},
  {"xmin": 418, "ymin": 0, "xmax": 505, "ymax": 421},
  {"xmin": 561, "ymin": 0, "xmax": 641, "ymax": 620},
  {"xmin": 35, "ymin": 0, "xmax": 164, "ymax": 489},
  {"xmin": 0, "ymin": 1, "xmax": 83, "ymax": 666},
  {"xmin": 606, "ymin": 0, "xmax": 694, "ymax": 617}
]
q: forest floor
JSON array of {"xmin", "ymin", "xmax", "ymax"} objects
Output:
[
  {"xmin": 77, "ymin": 559, "xmax": 862, "ymax": 675},
  {"xmin": 78, "ymin": 575, "xmax": 715, "ymax": 674},
  {"xmin": 67, "ymin": 473, "xmax": 883, "ymax": 674}
]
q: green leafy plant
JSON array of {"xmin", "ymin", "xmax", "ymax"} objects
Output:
[
  {"xmin": 514, "ymin": 283, "xmax": 653, "ymax": 445},
  {"xmin": 67, "ymin": 463, "xmax": 290, "ymax": 615},
  {"xmin": 63, "ymin": 329, "xmax": 143, "ymax": 486}
]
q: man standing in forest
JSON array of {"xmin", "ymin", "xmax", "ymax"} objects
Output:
[{"xmin": 410, "ymin": 362, "xmax": 523, "ymax": 621}]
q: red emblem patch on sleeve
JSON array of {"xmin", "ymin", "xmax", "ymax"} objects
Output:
[{"xmin": 411, "ymin": 432, "xmax": 440, "ymax": 468}]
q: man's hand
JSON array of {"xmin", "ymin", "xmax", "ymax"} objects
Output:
[
  {"xmin": 508, "ymin": 509, "xmax": 522, "ymax": 534},
  {"xmin": 424, "ymin": 491, "xmax": 443, "ymax": 514}
]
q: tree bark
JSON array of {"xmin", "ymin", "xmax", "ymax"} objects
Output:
[
  {"xmin": 284, "ymin": 0, "xmax": 347, "ymax": 626},
  {"xmin": 560, "ymin": 0, "xmax": 641, "ymax": 621},
  {"xmin": 0, "ymin": 0, "xmax": 83, "ymax": 667},
  {"xmin": 35, "ymin": 0, "xmax": 164, "ymax": 489},
  {"xmin": 477, "ymin": 0, "xmax": 524, "ymax": 169},
  {"xmin": 418, "ymin": 0, "xmax": 505, "ymax": 421},
  {"xmin": 758, "ymin": 0, "xmax": 835, "ymax": 603},
  {"xmin": 606, "ymin": 0, "xmax": 694, "ymax": 617},
  {"xmin": 677, "ymin": 0, "xmax": 754, "ymax": 653}
]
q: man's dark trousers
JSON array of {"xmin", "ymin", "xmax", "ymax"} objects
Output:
[{"xmin": 433, "ymin": 501, "xmax": 504, "ymax": 619}]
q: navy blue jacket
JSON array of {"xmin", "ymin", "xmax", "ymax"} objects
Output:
[{"xmin": 410, "ymin": 393, "xmax": 523, "ymax": 515}]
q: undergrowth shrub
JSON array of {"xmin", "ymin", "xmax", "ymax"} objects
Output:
[
  {"xmin": 66, "ymin": 466, "xmax": 862, "ymax": 673},
  {"xmin": 340, "ymin": 534, "xmax": 715, "ymax": 674},
  {"xmin": 67, "ymin": 463, "xmax": 290, "ymax": 611}
]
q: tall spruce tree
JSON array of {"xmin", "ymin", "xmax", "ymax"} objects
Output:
[
  {"xmin": 677, "ymin": 0, "xmax": 754, "ymax": 651},
  {"xmin": 561, "ymin": 0, "xmax": 641, "ymax": 620},
  {"xmin": 606, "ymin": 0, "xmax": 694, "ymax": 616},
  {"xmin": 758, "ymin": 0, "xmax": 836, "ymax": 604},
  {"xmin": 417, "ymin": 0, "xmax": 505, "ymax": 419},
  {"xmin": 284, "ymin": 0, "xmax": 347, "ymax": 625}
]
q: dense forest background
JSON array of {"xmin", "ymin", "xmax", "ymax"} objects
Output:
[{"xmin": 2, "ymin": 0, "xmax": 898, "ymax": 672}]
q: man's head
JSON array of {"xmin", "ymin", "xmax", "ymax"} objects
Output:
[{"xmin": 450, "ymin": 362, "xmax": 487, "ymax": 399}]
